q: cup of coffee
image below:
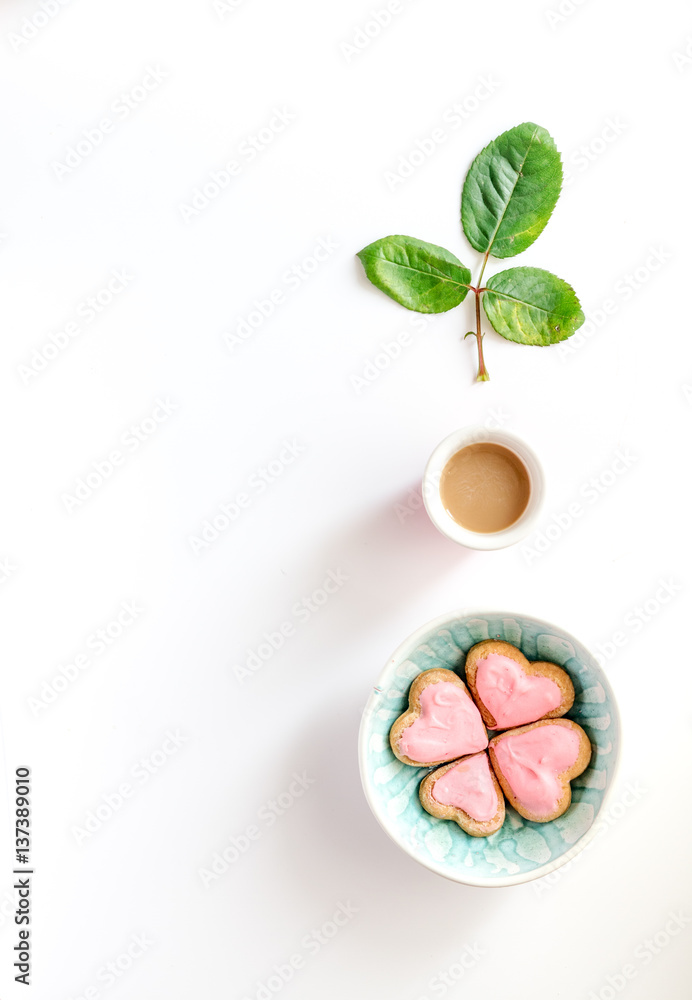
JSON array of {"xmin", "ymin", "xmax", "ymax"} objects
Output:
[{"xmin": 422, "ymin": 427, "xmax": 545, "ymax": 550}]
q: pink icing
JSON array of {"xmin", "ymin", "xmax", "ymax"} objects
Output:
[
  {"xmin": 492, "ymin": 725, "xmax": 581, "ymax": 817},
  {"xmin": 398, "ymin": 681, "xmax": 488, "ymax": 763},
  {"xmin": 432, "ymin": 753, "xmax": 498, "ymax": 822},
  {"xmin": 476, "ymin": 653, "xmax": 562, "ymax": 729}
]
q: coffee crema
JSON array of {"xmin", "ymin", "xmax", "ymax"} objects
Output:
[{"xmin": 439, "ymin": 442, "xmax": 531, "ymax": 533}]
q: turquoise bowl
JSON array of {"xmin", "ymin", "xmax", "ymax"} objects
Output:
[{"xmin": 358, "ymin": 609, "xmax": 620, "ymax": 887}]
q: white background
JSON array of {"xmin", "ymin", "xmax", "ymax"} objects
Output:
[{"xmin": 1, "ymin": 0, "xmax": 691, "ymax": 997}]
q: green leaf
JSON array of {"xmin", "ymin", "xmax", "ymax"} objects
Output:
[
  {"xmin": 356, "ymin": 235, "xmax": 471, "ymax": 313},
  {"xmin": 482, "ymin": 267, "xmax": 584, "ymax": 345},
  {"xmin": 461, "ymin": 123, "xmax": 562, "ymax": 259}
]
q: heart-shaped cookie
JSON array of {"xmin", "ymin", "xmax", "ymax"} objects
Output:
[
  {"xmin": 488, "ymin": 718, "xmax": 592, "ymax": 822},
  {"xmin": 419, "ymin": 751, "xmax": 505, "ymax": 837},
  {"xmin": 390, "ymin": 668, "xmax": 488, "ymax": 766},
  {"xmin": 465, "ymin": 640, "xmax": 574, "ymax": 730}
]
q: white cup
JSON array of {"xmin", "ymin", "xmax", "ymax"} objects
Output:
[{"xmin": 422, "ymin": 427, "xmax": 545, "ymax": 550}]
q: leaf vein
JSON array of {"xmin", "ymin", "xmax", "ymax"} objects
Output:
[{"xmin": 483, "ymin": 125, "xmax": 540, "ymax": 254}]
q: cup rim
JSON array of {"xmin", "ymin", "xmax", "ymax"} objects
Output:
[
  {"xmin": 358, "ymin": 607, "xmax": 622, "ymax": 888},
  {"xmin": 422, "ymin": 427, "xmax": 545, "ymax": 550}
]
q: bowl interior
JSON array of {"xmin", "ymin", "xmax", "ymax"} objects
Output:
[{"xmin": 359, "ymin": 611, "xmax": 620, "ymax": 887}]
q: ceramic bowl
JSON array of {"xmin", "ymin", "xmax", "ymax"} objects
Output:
[
  {"xmin": 358, "ymin": 609, "xmax": 620, "ymax": 888},
  {"xmin": 422, "ymin": 427, "xmax": 545, "ymax": 550}
]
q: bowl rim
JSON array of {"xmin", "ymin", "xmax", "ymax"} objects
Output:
[{"xmin": 358, "ymin": 607, "xmax": 622, "ymax": 888}]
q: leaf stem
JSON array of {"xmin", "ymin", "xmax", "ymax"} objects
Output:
[
  {"xmin": 476, "ymin": 250, "xmax": 490, "ymax": 290},
  {"xmin": 473, "ymin": 287, "xmax": 490, "ymax": 381},
  {"xmin": 469, "ymin": 249, "xmax": 491, "ymax": 382}
]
